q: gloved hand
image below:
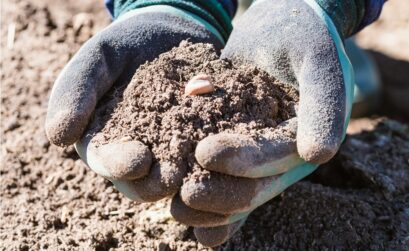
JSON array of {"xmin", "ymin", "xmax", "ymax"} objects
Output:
[
  {"xmin": 170, "ymin": 0, "xmax": 386, "ymax": 246},
  {"xmin": 45, "ymin": 2, "xmax": 231, "ymax": 202},
  {"xmin": 171, "ymin": 118, "xmax": 318, "ymax": 246}
]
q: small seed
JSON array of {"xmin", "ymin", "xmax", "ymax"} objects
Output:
[{"xmin": 185, "ymin": 74, "xmax": 214, "ymax": 96}]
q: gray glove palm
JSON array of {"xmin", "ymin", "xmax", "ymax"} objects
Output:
[{"xmin": 225, "ymin": 0, "xmax": 353, "ymax": 162}]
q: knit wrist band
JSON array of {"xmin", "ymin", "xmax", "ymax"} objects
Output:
[{"xmin": 105, "ymin": 0, "xmax": 235, "ymax": 41}]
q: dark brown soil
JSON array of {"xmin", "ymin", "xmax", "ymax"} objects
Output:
[
  {"xmin": 227, "ymin": 118, "xmax": 409, "ymax": 250},
  {"xmin": 87, "ymin": 41, "xmax": 297, "ymax": 182},
  {"xmin": 1, "ymin": 0, "xmax": 409, "ymax": 250}
]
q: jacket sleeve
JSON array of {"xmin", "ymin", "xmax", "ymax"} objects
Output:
[
  {"xmin": 358, "ymin": 0, "xmax": 386, "ymax": 30},
  {"xmin": 315, "ymin": 0, "xmax": 387, "ymax": 37}
]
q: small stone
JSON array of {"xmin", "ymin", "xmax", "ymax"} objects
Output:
[
  {"xmin": 120, "ymin": 136, "xmax": 132, "ymax": 142},
  {"xmin": 60, "ymin": 206, "xmax": 70, "ymax": 223},
  {"xmin": 72, "ymin": 13, "xmax": 93, "ymax": 32},
  {"xmin": 4, "ymin": 116, "xmax": 20, "ymax": 131},
  {"xmin": 157, "ymin": 242, "xmax": 169, "ymax": 251}
]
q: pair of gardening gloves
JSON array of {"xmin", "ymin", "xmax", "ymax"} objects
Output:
[{"xmin": 46, "ymin": 0, "xmax": 381, "ymax": 247}]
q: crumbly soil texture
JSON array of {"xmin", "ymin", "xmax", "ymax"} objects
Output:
[
  {"xmin": 87, "ymin": 41, "xmax": 298, "ymax": 178},
  {"xmin": 1, "ymin": 0, "xmax": 409, "ymax": 250}
]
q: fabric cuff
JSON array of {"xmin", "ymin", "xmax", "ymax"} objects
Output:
[
  {"xmin": 104, "ymin": 0, "xmax": 236, "ymax": 41},
  {"xmin": 314, "ymin": 0, "xmax": 386, "ymax": 38}
]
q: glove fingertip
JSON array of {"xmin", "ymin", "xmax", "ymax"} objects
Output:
[
  {"xmin": 45, "ymin": 109, "xmax": 87, "ymax": 147},
  {"xmin": 170, "ymin": 195, "xmax": 230, "ymax": 227},
  {"xmin": 130, "ymin": 161, "xmax": 187, "ymax": 202},
  {"xmin": 296, "ymin": 134, "xmax": 339, "ymax": 164},
  {"xmin": 194, "ymin": 219, "xmax": 245, "ymax": 247},
  {"xmin": 111, "ymin": 180, "xmax": 145, "ymax": 203},
  {"xmin": 97, "ymin": 140, "xmax": 152, "ymax": 180},
  {"xmin": 195, "ymin": 133, "xmax": 257, "ymax": 175}
]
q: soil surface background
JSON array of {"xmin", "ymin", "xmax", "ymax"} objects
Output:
[{"xmin": 1, "ymin": 0, "xmax": 408, "ymax": 250}]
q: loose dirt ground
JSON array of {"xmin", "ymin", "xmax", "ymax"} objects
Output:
[{"xmin": 1, "ymin": 0, "xmax": 408, "ymax": 250}]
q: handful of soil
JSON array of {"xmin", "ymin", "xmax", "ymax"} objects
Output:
[{"xmin": 86, "ymin": 41, "xmax": 298, "ymax": 197}]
